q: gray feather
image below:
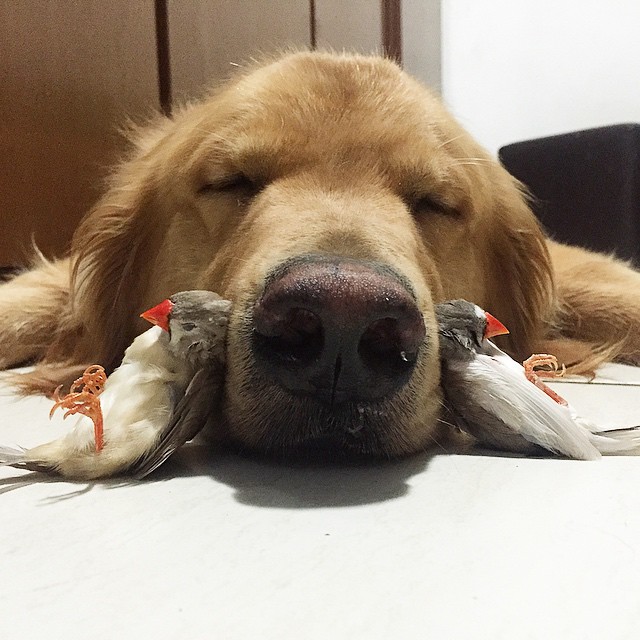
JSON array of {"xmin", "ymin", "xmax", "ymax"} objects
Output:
[{"xmin": 133, "ymin": 366, "xmax": 224, "ymax": 479}]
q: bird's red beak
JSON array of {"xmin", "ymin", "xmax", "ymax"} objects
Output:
[
  {"xmin": 484, "ymin": 312, "xmax": 510, "ymax": 339},
  {"xmin": 140, "ymin": 298, "xmax": 174, "ymax": 332}
]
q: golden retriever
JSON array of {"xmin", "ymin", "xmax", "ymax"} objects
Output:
[{"xmin": 1, "ymin": 51, "xmax": 639, "ymax": 461}]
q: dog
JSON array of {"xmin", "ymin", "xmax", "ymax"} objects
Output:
[{"xmin": 1, "ymin": 51, "xmax": 639, "ymax": 461}]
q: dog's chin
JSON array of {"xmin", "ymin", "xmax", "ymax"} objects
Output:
[{"xmin": 221, "ymin": 382, "xmax": 433, "ymax": 461}]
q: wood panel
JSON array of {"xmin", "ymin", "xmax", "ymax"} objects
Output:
[
  {"xmin": 167, "ymin": 0, "xmax": 311, "ymax": 102},
  {"xmin": 0, "ymin": 1, "xmax": 159, "ymax": 265},
  {"xmin": 381, "ymin": 0, "xmax": 402, "ymax": 62},
  {"xmin": 314, "ymin": 0, "xmax": 382, "ymax": 55},
  {"xmin": 402, "ymin": 0, "xmax": 441, "ymax": 91}
]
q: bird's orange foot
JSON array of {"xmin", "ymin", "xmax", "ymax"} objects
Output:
[
  {"xmin": 523, "ymin": 354, "xmax": 569, "ymax": 406},
  {"xmin": 49, "ymin": 365, "xmax": 107, "ymax": 452}
]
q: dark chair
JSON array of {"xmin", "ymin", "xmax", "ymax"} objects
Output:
[{"xmin": 499, "ymin": 124, "xmax": 640, "ymax": 264}]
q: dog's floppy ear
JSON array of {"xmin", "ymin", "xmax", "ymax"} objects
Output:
[
  {"xmin": 64, "ymin": 117, "xmax": 174, "ymax": 372},
  {"xmin": 482, "ymin": 170, "xmax": 555, "ymax": 359},
  {"xmin": 429, "ymin": 103, "xmax": 554, "ymax": 361}
]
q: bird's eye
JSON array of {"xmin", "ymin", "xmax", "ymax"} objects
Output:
[
  {"xmin": 197, "ymin": 174, "xmax": 258, "ymax": 196},
  {"xmin": 181, "ymin": 322, "xmax": 196, "ymax": 332}
]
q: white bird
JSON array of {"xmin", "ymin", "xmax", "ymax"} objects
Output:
[
  {"xmin": 0, "ymin": 290, "xmax": 231, "ymax": 479},
  {"xmin": 436, "ymin": 299, "xmax": 640, "ymax": 459}
]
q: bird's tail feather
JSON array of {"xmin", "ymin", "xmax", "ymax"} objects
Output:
[
  {"xmin": 0, "ymin": 444, "xmax": 54, "ymax": 472},
  {"xmin": 571, "ymin": 410, "xmax": 640, "ymax": 456},
  {"xmin": 0, "ymin": 445, "xmax": 27, "ymax": 466},
  {"xmin": 589, "ymin": 427, "xmax": 640, "ymax": 455}
]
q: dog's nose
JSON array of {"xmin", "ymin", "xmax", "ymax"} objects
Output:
[{"xmin": 251, "ymin": 256, "xmax": 426, "ymax": 404}]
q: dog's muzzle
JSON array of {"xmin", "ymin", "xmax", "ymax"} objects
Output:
[{"xmin": 251, "ymin": 255, "xmax": 426, "ymax": 405}]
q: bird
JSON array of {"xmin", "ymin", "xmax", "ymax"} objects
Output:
[
  {"xmin": 436, "ymin": 299, "xmax": 640, "ymax": 460},
  {"xmin": 0, "ymin": 290, "xmax": 231, "ymax": 479}
]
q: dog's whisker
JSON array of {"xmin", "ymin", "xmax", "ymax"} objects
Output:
[
  {"xmin": 228, "ymin": 256, "xmax": 251, "ymax": 265},
  {"xmin": 191, "ymin": 128, "xmax": 233, "ymax": 143},
  {"xmin": 436, "ymin": 416, "xmax": 457, "ymax": 430},
  {"xmin": 449, "ymin": 158, "xmax": 493, "ymax": 167},
  {"xmin": 436, "ymin": 133, "xmax": 465, "ymax": 149},
  {"xmin": 451, "ymin": 162, "xmax": 484, "ymax": 168}
]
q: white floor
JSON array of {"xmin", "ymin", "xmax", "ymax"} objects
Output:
[{"xmin": 2, "ymin": 366, "xmax": 640, "ymax": 640}]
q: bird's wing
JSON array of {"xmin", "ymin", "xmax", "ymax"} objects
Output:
[
  {"xmin": 132, "ymin": 367, "xmax": 223, "ymax": 479},
  {"xmin": 461, "ymin": 353, "xmax": 601, "ymax": 460}
]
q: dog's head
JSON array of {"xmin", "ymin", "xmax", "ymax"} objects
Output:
[{"xmin": 72, "ymin": 52, "xmax": 553, "ymax": 458}]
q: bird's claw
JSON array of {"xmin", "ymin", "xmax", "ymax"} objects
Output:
[
  {"xmin": 523, "ymin": 354, "xmax": 569, "ymax": 406},
  {"xmin": 49, "ymin": 365, "xmax": 107, "ymax": 452}
]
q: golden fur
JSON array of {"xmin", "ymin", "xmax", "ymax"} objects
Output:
[{"xmin": 1, "ymin": 51, "xmax": 639, "ymax": 456}]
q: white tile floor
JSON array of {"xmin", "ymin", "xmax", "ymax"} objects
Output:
[{"xmin": 2, "ymin": 366, "xmax": 640, "ymax": 639}]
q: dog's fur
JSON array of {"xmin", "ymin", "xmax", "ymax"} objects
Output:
[{"xmin": 2, "ymin": 51, "xmax": 639, "ymax": 457}]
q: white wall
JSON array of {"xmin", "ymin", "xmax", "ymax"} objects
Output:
[{"xmin": 441, "ymin": 0, "xmax": 640, "ymax": 155}]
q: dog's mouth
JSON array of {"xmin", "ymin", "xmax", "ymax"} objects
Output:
[{"xmin": 222, "ymin": 388, "xmax": 411, "ymax": 460}]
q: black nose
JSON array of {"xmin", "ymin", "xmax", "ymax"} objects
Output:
[{"xmin": 251, "ymin": 256, "xmax": 426, "ymax": 404}]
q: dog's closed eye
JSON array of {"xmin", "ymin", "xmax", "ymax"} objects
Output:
[
  {"xmin": 408, "ymin": 193, "xmax": 458, "ymax": 218},
  {"xmin": 197, "ymin": 174, "xmax": 260, "ymax": 196}
]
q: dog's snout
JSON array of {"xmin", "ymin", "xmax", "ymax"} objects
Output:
[{"xmin": 252, "ymin": 256, "xmax": 426, "ymax": 404}]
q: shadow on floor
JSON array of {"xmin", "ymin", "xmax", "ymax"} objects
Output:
[{"xmin": 139, "ymin": 443, "xmax": 438, "ymax": 509}]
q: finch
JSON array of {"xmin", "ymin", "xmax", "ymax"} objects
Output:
[
  {"xmin": 0, "ymin": 290, "xmax": 231, "ymax": 479},
  {"xmin": 436, "ymin": 299, "xmax": 640, "ymax": 459}
]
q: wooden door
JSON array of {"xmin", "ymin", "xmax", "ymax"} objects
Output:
[{"xmin": 0, "ymin": 1, "xmax": 159, "ymax": 265}]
